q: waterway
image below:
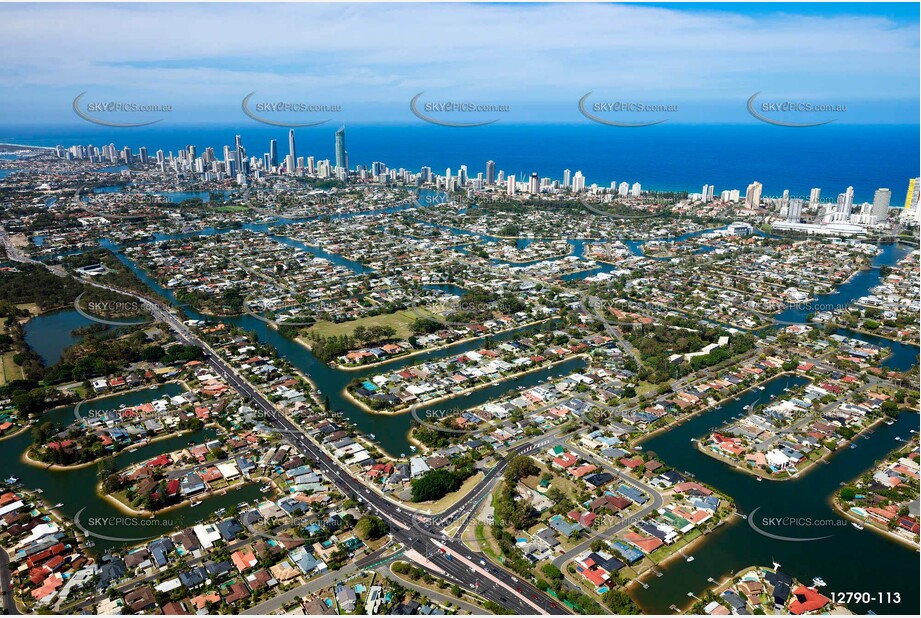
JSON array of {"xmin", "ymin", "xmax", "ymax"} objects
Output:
[
  {"xmin": 13, "ymin": 201, "xmax": 919, "ymax": 602},
  {"xmin": 22, "ymin": 309, "xmax": 94, "ymax": 365},
  {"xmin": 631, "ymin": 375, "xmax": 920, "ymax": 615},
  {"xmin": 5, "ymin": 383, "xmax": 263, "ymax": 554}
]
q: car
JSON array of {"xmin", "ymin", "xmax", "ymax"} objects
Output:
[
  {"xmin": 516, "ymin": 587, "xmax": 522, "ymax": 592},
  {"xmin": 511, "ymin": 576, "xmax": 519, "ymax": 583},
  {"xmin": 479, "ymin": 559, "xmax": 486, "ymax": 566}
]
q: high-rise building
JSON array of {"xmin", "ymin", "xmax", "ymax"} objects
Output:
[
  {"xmin": 138, "ymin": 147, "xmax": 148, "ymax": 164},
  {"xmin": 563, "ymin": 169, "xmax": 571, "ymax": 189},
  {"xmin": 485, "ymin": 160, "xmax": 495, "ymax": 186},
  {"xmin": 459, "ymin": 165, "xmax": 468, "ymax": 186},
  {"xmin": 808, "ymin": 187, "xmax": 822, "ymax": 210},
  {"xmin": 335, "ymin": 126, "xmax": 347, "ymax": 172},
  {"xmin": 745, "ymin": 181, "xmax": 762, "ymax": 208},
  {"xmin": 904, "ymin": 177, "xmax": 920, "ymax": 210},
  {"xmin": 507, "ymin": 175, "xmax": 516, "ymax": 195},
  {"xmin": 617, "ymin": 181, "xmax": 629, "ymax": 197},
  {"xmin": 287, "ymin": 130, "xmax": 296, "ymax": 165},
  {"xmin": 837, "ymin": 186, "xmax": 854, "ymax": 215},
  {"xmin": 872, "ymin": 188, "xmax": 891, "ymax": 221},
  {"xmin": 702, "ymin": 184, "xmax": 714, "ymax": 202},
  {"xmin": 572, "ymin": 171, "xmax": 585, "ymax": 193},
  {"xmin": 786, "ymin": 200, "xmax": 802, "ymax": 222},
  {"xmin": 529, "ymin": 172, "xmax": 540, "ymax": 195},
  {"xmin": 270, "ymin": 139, "xmax": 278, "ymax": 168},
  {"xmin": 631, "ymin": 182, "xmax": 642, "ymax": 197}
]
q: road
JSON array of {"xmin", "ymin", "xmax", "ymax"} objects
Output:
[
  {"xmin": 0, "ymin": 234, "xmax": 567, "ymax": 615},
  {"xmin": 116, "ymin": 288, "xmax": 568, "ymax": 615},
  {"xmin": 0, "ymin": 546, "xmax": 21, "ymax": 615}
]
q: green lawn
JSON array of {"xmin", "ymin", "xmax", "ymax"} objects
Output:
[{"xmin": 305, "ymin": 308, "xmax": 436, "ymax": 341}]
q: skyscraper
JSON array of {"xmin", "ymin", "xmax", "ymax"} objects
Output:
[
  {"xmin": 563, "ymin": 169, "xmax": 571, "ymax": 188},
  {"xmin": 529, "ymin": 173, "xmax": 540, "ymax": 195},
  {"xmin": 904, "ymin": 177, "xmax": 920, "ymax": 210},
  {"xmin": 335, "ymin": 126, "xmax": 347, "ymax": 172},
  {"xmin": 572, "ymin": 171, "xmax": 585, "ymax": 193},
  {"xmin": 507, "ymin": 175, "xmax": 516, "ymax": 196},
  {"xmin": 808, "ymin": 187, "xmax": 822, "ymax": 210},
  {"xmin": 270, "ymin": 139, "xmax": 278, "ymax": 168},
  {"xmin": 745, "ymin": 181, "xmax": 762, "ymax": 208},
  {"xmin": 288, "ymin": 130, "xmax": 296, "ymax": 165},
  {"xmin": 871, "ymin": 188, "xmax": 891, "ymax": 221},
  {"xmin": 786, "ymin": 200, "xmax": 802, "ymax": 222},
  {"xmin": 485, "ymin": 160, "xmax": 495, "ymax": 186},
  {"xmin": 234, "ymin": 134, "xmax": 247, "ymax": 176}
]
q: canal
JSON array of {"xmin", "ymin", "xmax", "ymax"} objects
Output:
[
  {"xmin": 14, "ymin": 202, "xmax": 918, "ymax": 604},
  {"xmin": 5, "ymin": 383, "xmax": 264, "ymax": 554},
  {"xmin": 631, "ymin": 373, "xmax": 919, "ymax": 615}
]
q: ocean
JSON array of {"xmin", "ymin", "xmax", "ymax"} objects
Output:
[{"xmin": 1, "ymin": 123, "xmax": 918, "ymax": 203}]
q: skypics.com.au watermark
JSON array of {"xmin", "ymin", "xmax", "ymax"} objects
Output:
[
  {"xmin": 579, "ymin": 92, "xmax": 678, "ymax": 127},
  {"xmin": 72, "ymin": 292, "xmax": 152, "ymax": 326},
  {"xmin": 747, "ymin": 93, "xmax": 846, "ymax": 127},
  {"xmin": 241, "ymin": 92, "xmax": 342, "ymax": 127},
  {"xmin": 74, "ymin": 507, "xmax": 183, "ymax": 542},
  {"xmin": 73, "ymin": 93, "xmax": 172, "ymax": 127},
  {"xmin": 410, "ymin": 92, "xmax": 509, "ymax": 127},
  {"xmin": 747, "ymin": 506, "xmax": 848, "ymax": 542}
]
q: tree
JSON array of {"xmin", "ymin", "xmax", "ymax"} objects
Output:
[
  {"xmin": 355, "ymin": 515, "xmax": 389, "ymax": 541},
  {"xmin": 410, "ymin": 469, "xmax": 461, "ymax": 502},
  {"xmin": 504, "ymin": 455, "xmax": 540, "ymax": 482},
  {"xmin": 839, "ymin": 486, "xmax": 857, "ymax": 501}
]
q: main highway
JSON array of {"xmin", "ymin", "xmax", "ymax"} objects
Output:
[{"xmin": 126, "ymin": 291, "xmax": 570, "ymax": 615}]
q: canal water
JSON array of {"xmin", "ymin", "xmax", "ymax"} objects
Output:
[
  {"xmin": 5, "ymin": 383, "xmax": 263, "ymax": 554},
  {"xmin": 15, "ymin": 195, "xmax": 919, "ymax": 600},
  {"xmin": 631, "ymin": 375, "xmax": 920, "ymax": 615}
]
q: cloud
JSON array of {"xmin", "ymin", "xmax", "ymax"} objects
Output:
[{"xmin": 0, "ymin": 2, "xmax": 917, "ymax": 123}]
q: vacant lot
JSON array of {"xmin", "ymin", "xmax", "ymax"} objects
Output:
[{"xmin": 305, "ymin": 308, "xmax": 436, "ymax": 341}]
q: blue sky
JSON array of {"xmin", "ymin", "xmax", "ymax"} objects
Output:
[{"xmin": 0, "ymin": 2, "xmax": 918, "ymax": 125}]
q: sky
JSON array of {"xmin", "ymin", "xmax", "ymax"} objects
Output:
[{"xmin": 0, "ymin": 2, "xmax": 918, "ymax": 126}]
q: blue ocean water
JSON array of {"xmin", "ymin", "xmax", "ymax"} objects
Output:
[{"xmin": 1, "ymin": 123, "xmax": 917, "ymax": 203}]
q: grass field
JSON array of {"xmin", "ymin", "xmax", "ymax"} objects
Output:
[
  {"xmin": 0, "ymin": 352, "xmax": 22, "ymax": 386},
  {"xmin": 305, "ymin": 308, "xmax": 435, "ymax": 341}
]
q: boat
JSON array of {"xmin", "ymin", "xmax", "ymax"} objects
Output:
[
  {"xmin": 149, "ymin": 385, "xmax": 158, "ymax": 390},
  {"xmin": 685, "ymin": 556, "xmax": 694, "ymax": 562},
  {"xmin": 84, "ymin": 540, "xmax": 95, "ymax": 547},
  {"xmin": 260, "ymin": 485, "xmax": 272, "ymax": 493},
  {"xmin": 850, "ymin": 443, "xmax": 857, "ymax": 449},
  {"xmin": 410, "ymin": 445, "xmax": 418, "ymax": 452},
  {"xmin": 190, "ymin": 500, "xmax": 202, "ymax": 507},
  {"xmin": 756, "ymin": 477, "xmax": 762, "ymax": 482},
  {"xmin": 5, "ymin": 476, "xmax": 19, "ymax": 484},
  {"xmin": 743, "ymin": 404, "xmax": 751, "ymax": 411},
  {"xmin": 53, "ymin": 503, "xmax": 64, "ymax": 508},
  {"xmin": 852, "ymin": 522, "xmax": 864, "ymax": 530},
  {"xmin": 886, "ymin": 420, "xmax": 895, "ymax": 426},
  {"xmin": 758, "ymin": 386, "xmax": 765, "ymax": 391},
  {"xmin": 812, "ymin": 577, "xmax": 826, "ymax": 588},
  {"xmin": 368, "ymin": 433, "xmax": 377, "ymax": 441}
]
